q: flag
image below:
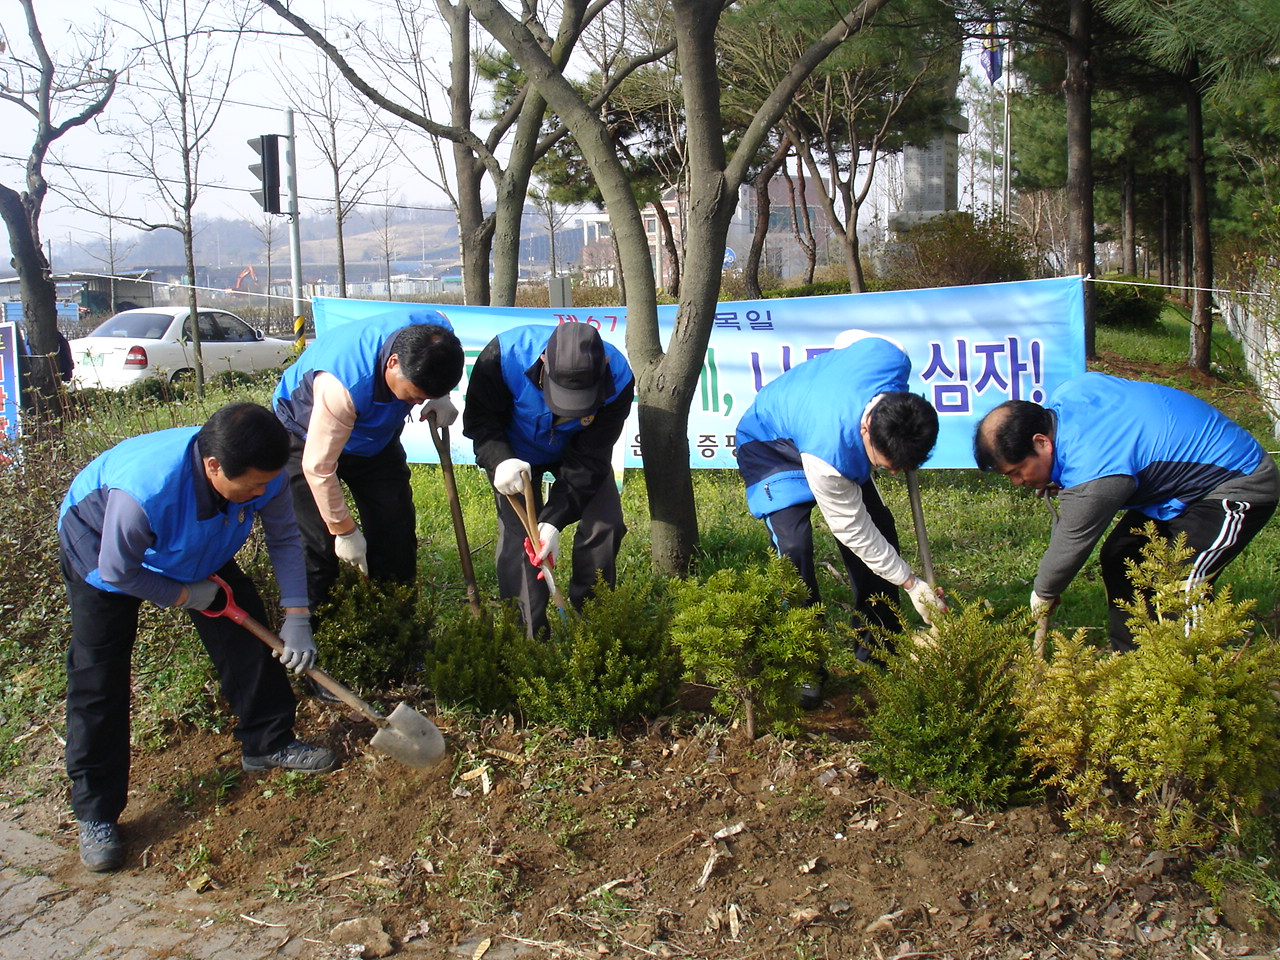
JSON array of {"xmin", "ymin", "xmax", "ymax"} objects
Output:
[{"xmin": 981, "ymin": 23, "xmax": 1003, "ymax": 85}]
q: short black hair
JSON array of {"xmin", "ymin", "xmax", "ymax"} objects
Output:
[
  {"xmin": 391, "ymin": 323, "xmax": 464, "ymax": 397},
  {"xmin": 868, "ymin": 392, "xmax": 938, "ymax": 470},
  {"xmin": 973, "ymin": 400, "xmax": 1053, "ymax": 470},
  {"xmin": 197, "ymin": 403, "xmax": 289, "ymax": 477}
]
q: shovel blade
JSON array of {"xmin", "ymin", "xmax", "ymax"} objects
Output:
[{"xmin": 368, "ymin": 703, "xmax": 447, "ymax": 770}]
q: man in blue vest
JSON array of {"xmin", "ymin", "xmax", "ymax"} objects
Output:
[
  {"xmin": 59, "ymin": 403, "xmax": 333, "ymax": 873},
  {"xmin": 736, "ymin": 334, "xmax": 944, "ymax": 703},
  {"xmin": 463, "ymin": 323, "xmax": 634, "ymax": 639},
  {"xmin": 274, "ymin": 311, "xmax": 464, "ymax": 606},
  {"xmin": 974, "ymin": 372, "xmax": 1279, "ymax": 651}
]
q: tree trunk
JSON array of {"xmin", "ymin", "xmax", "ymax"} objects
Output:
[
  {"xmin": 182, "ymin": 220, "xmax": 205, "ymax": 395},
  {"xmin": 333, "ymin": 162, "xmax": 348, "ymax": 298},
  {"xmin": 744, "ymin": 139, "xmax": 788, "ymax": 300},
  {"xmin": 1121, "ymin": 157, "xmax": 1137, "ymax": 275},
  {"xmin": 1184, "ymin": 71, "xmax": 1213, "ymax": 372},
  {"xmin": 1064, "ymin": 0, "xmax": 1096, "ymax": 357},
  {"xmin": 652, "ymin": 200, "xmax": 681, "ymax": 299},
  {"xmin": 0, "ymin": 185, "xmax": 60, "ymax": 419}
]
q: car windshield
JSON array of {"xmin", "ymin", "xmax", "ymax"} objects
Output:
[{"xmin": 87, "ymin": 312, "xmax": 173, "ymax": 340}]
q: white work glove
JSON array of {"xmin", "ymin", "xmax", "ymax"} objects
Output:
[
  {"xmin": 905, "ymin": 576, "xmax": 945, "ymax": 624},
  {"xmin": 533, "ymin": 522, "xmax": 560, "ymax": 567},
  {"xmin": 276, "ymin": 612, "xmax": 318, "ymax": 674},
  {"xmin": 493, "ymin": 458, "xmax": 532, "ymax": 496},
  {"xmin": 421, "ymin": 395, "xmax": 458, "ymax": 427},
  {"xmin": 179, "ymin": 579, "xmax": 222, "ymax": 610},
  {"xmin": 335, "ymin": 527, "xmax": 369, "ymax": 575},
  {"xmin": 1030, "ymin": 590, "xmax": 1057, "ymax": 619}
]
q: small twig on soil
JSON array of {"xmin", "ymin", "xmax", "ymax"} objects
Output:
[
  {"xmin": 652, "ymin": 830, "xmax": 705, "ymax": 862},
  {"xmin": 498, "ymin": 933, "xmax": 591, "ymax": 958},
  {"xmin": 239, "ymin": 914, "xmax": 286, "ymax": 927}
]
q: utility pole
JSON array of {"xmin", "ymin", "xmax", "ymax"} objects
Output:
[{"xmin": 286, "ymin": 108, "xmax": 305, "ymax": 348}]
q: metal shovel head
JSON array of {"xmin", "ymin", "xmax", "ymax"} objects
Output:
[{"xmin": 369, "ymin": 703, "xmax": 448, "ymax": 770}]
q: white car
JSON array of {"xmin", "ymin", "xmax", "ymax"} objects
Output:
[{"xmin": 70, "ymin": 307, "xmax": 295, "ymax": 390}]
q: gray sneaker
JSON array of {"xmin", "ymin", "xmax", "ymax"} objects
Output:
[
  {"xmin": 242, "ymin": 739, "xmax": 339, "ymax": 773},
  {"xmin": 78, "ymin": 820, "xmax": 125, "ymax": 872}
]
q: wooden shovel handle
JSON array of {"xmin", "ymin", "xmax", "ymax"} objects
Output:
[
  {"xmin": 506, "ymin": 473, "xmax": 567, "ymax": 611},
  {"xmin": 428, "ymin": 418, "xmax": 482, "ymax": 618},
  {"xmin": 200, "ymin": 575, "xmax": 387, "ymax": 726}
]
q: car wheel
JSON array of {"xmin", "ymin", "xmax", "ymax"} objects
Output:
[{"xmin": 170, "ymin": 368, "xmax": 196, "ymax": 385}]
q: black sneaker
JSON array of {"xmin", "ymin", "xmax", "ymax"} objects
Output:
[
  {"xmin": 242, "ymin": 739, "xmax": 339, "ymax": 773},
  {"xmin": 78, "ymin": 820, "xmax": 125, "ymax": 872},
  {"xmin": 797, "ymin": 680, "xmax": 825, "ymax": 711}
]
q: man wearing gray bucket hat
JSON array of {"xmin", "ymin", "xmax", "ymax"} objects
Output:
[{"xmin": 464, "ymin": 323, "xmax": 634, "ymax": 638}]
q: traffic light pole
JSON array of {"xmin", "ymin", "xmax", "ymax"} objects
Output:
[{"xmin": 285, "ymin": 108, "xmax": 305, "ymax": 349}]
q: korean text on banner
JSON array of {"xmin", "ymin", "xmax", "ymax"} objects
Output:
[{"xmin": 310, "ymin": 275, "xmax": 1085, "ymax": 471}]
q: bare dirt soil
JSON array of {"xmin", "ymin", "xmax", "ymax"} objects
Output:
[{"xmin": 13, "ymin": 686, "xmax": 1280, "ymax": 960}]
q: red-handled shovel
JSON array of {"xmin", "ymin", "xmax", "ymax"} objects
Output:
[{"xmin": 200, "ymin": 575, "xmax": 446, "ymax": 771}]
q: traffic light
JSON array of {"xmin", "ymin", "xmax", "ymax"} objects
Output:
[{"xmin": 248, "ymin": 134, "xmax": 281, "ymax": 214}]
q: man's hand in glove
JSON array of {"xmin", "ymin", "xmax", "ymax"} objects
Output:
[
  {"xmin": 335, "ymin": 527, "xmax": 369, "ymax": 575},
  {"xmin": 1029, "ymin": 590, "xmax": 1058, "ymax": 620},
  {"xmin": 421, "ymin": 396, "xmax": 458, "ymax": 427},
  {"xmin": 277, "ymin": 612, "xmax": 318, "ymax": 674},
  {"xmin": 905, "ymin": 576, "xmax": 946, "ymax": 624},
  {"xmin": 178, "ymin": 579, "xmax": 222, "ymax": 610},
  {"xmin": 493, "ymin": 458, "xmax": 532, "ymax": 496},
  {"xmin": 532, "ymin": 522, "xmax": 560, "ymax": 567}
]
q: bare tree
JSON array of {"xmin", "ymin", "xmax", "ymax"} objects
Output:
[
  {"xmin": 278, "ymin": 54, "xmax": 390, "ymax": 299},
  {"xmin": 529, "ymin": 185, "xmax": 575, "ymax": 278},
  {"xmin": 247, "ymin": 212, "xmax": 281, "ymax": 326},
  {"xmin": 100, "ymin": 0, "xmax": 246, "ymax": 394},
  {"xmin": 373, "ymin": 182, "xmax": 402, "ymax": 299},
  {"xmin": 261, "ymin": 0, "xmax": 670, "ymax": 306},
  {"xmin": 0, "ymin": 0, "xmax": 115, "ymax": 416}
]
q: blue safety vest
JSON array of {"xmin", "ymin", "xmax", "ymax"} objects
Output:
[
  {"xmin": 496, "ymin": 325, "xmax": 632, "ymax": 464},
  {"xmin": 1050, "ymin": 373, "xmax": 1264, "ymax": 520},
  {"xmin": 274, "ymin": 309, "xmax": 451, "ymax": 457},
  {"xmin": 736, "ymin": 337, "xmax": 911, "ymax": 518},
  {"xmin": 59, "ymin": 427, "xmax": 286, "ymax": 591}
]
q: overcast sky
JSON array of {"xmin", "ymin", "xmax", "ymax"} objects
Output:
[{"xmin": 0, "ymin": 0, "xmax": 459, "ymax": 262}]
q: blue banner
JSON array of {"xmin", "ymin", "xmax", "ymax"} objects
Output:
[
  {"xmin": 0, "ymin": 321, "xmax": 21, "ymax": 445},
  {"xmin": 311, "ymin": 276, "xmax": 1085, "ymax": 470}
]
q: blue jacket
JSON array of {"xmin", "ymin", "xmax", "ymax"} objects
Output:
[
  {"xmin": 493, "ymin": 325, "xmax": 632, "ymax": 465},
  {"xmin": 736, "ymin": 337, "xmax": 911, "ymax": 518},
  {"xmin": 1050, "ymin": 373, "xmax": 1265, "ymax": 520},
  {"xmin": 274, "ymin": 309, "xmax": 451, "ymax": 457},
  {"xmin": 59, "ymin": 427, "xmax": 296, "ymax": 600}
]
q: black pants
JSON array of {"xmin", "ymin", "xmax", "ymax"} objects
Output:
[
  {"xmin": 287, "ymin": 432, "xmax": 417, "ymax": 607},
  {"xmin": 763, "ymin": 479, "xmax": 902, "ymax": 659},
  {"xmin": 495, "ymin": 467, "xmax": 626, "ymax": 639},
  {"xmin": 1101, "ymin": 498, "xmax": 1277, "ymax": 652},
  {"xmin": 63, "ymin": 557, "xmax": 297, "ymax": 823}
]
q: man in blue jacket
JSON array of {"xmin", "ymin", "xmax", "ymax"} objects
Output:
[
  {"xmin": 974, "ymin": 373, "xmax": 1279, "ymax": 650},
  {"xmin": 736, "ymin": 334, "xmax": 944, "ymax": 701},
  {"xmin": 59, "ymin": 403, "xmax": 333, "ymax": 873},
  {"xmin": 274, "ymin": 311, "xmax": 464, "ymax": 606},
  {"xmin": 463, "ymin": 323, "xmax": 634, "ymax": 639}
]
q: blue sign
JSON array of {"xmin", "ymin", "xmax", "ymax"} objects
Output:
[
  {"xmin": 311, "ymin": 276, "xmax": 1085, "ymax": 470},
  {"xmin": 0, "ymin": 321, "xmax": 21, "ymax": 445}
]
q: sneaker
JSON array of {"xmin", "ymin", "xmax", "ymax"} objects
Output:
[
  {"xmin": 242, "ymin": 739, "xmax": 339, "ymax": 773},
  {"xmin": 78, "ymin": 820, "xmax": 125, "ymax": 872},
  {"xmin": 797, "ymin": 681, "xmax": 825, "ymax": 711}
]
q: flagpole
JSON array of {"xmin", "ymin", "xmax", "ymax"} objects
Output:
[{"xmin": 1002, "ymin": 43, "xmax": 1012, "ymax": 217}]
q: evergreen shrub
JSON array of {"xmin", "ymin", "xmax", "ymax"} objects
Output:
[
  {"xmin": 1094, "ymin": 275, "xmax": 1165, "ymax": 328},
  {"xmin": 314, "ymin": 569, "xmax": 435, "ymax": 695},
  {"xmin": 509, "ymin": 577, "xmax": 679, "ymax": 733},
  {"xmin": 761, "ymin": 279, "xmax": 852, "ymax": 299},
  {"xmin": 425, "ymin": 603, "xmax": 525, "ymax": 714},
  {"xmin": 861, "ymin": 599, "xmax": 1034, "ymax": 809},
  {"xmin": 1015, "ymin": 528, "xmax": 1280, "ymax": 848},
  {"xmin": 669, "ymin": 557, "xmax": 825, "ymax": 739}
]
